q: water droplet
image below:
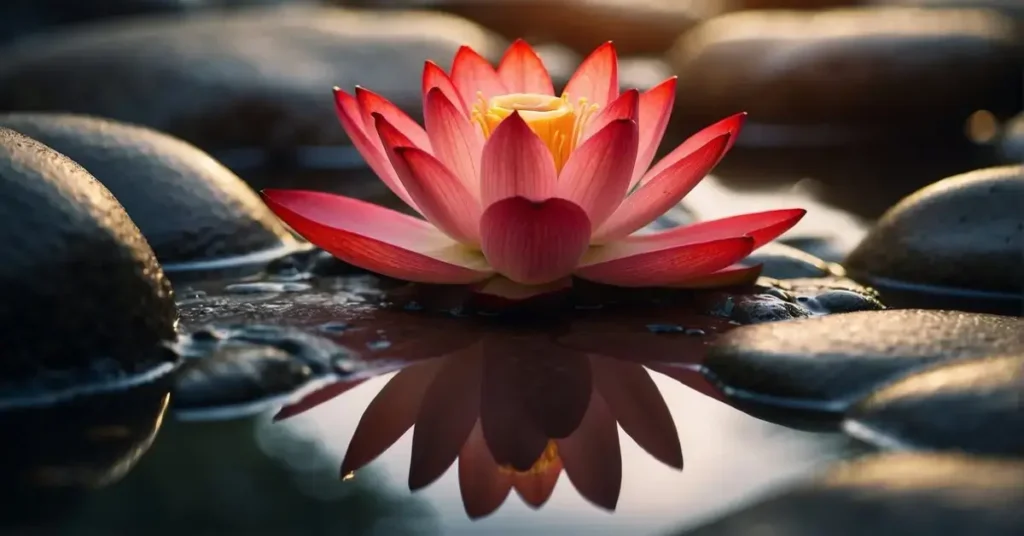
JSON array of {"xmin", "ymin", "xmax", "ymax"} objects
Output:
[
  {"xmin": 646, "ymin": 323, "xmax": 684, "ymax": 334},
  {"xmin": 684, "ymin": 328, "xmax": 706, "ymax": 336},
  {"xmin": 342, "ymin": 472, "xmax": 356, "ymax": 481},
  {"xmin": 366, "ymin": 340, "xmax": 391, "ymax": 351},
  {"xmin": 317, "ymin": 321, "xmax": 349, "ymax": 334}
]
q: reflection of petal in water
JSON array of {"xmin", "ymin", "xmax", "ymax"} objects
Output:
[
  {"xmin": 591, "ymin": 355, "xmax": 682, "ymax": 469},
  {"xmin": 275, "ymin": 377, "xmax": 370, "ymax": 421},
  {"xmin": 481, "ymin": 349, "xmax": 553, "ymax": 472},
  {"xmin": 557, "ymin": 390, "xmax": 622, "ymax": 511},
  {"xmin": 559, "ymin": 313, "xmax": 735, "ymax": 364},
  {"xmin": 410, "ymin": 347, "xmax": 482, "ymax": 490},
  {"xmin": 512, "ymin": 448, "xmax": 562, "ymax": 509},
  {"xmin": 341, "ymin": 359, "xmax": 445, "ymax": 476},
  {"xmin": 459, "ymin": 421, "xmax": 514, "ymax": 519}
]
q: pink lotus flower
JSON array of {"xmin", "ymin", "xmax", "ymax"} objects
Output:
[{"xmin": 262, "ymin": 40, "xmax": 805, "ymax": 297}]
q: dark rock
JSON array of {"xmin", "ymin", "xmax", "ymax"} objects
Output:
[
  {"xmin": 704, "ymin": 309, "xmax": 1024, "ymax": 411},
  {"xmin": 668, "ymin": 8, "xmax": 1023, "ymax": 133},
  {"xmin": 0, "ymin": 113, "xmax": 303, "ymax": 271},
  {"xmin": 0, "ymin": 128, "xmax": 178, "ymax": 404},
  {"xmin": 870, "ymin": 0, "xmax": 1024, "ymax": 26},
  {"xmin": 180, "ymin": 323, "xmax": 357, "ymax": 376},
  {"xmin": 743, "ymin": 242, "xmax": 837, "ymax": 279},
  {"xmin": 773, "ymin": 276, "xmax": 885, "ymax": 314},
  {"xmin": 673, "ymin": 453, "xmax": 1024, "ymax": 536},
  {"xmin": 1000, "ymin": 115, "xmax": 1024, "ymax": 164},
  {"xmin": 0, "ymin": 6, "xmax": 503, "ymax": 155},
  {"xmin": 845, "ymin": 354, "xmax": 1024, "ymax": 456},
  {"xmin": 845, "ymin": 165, "xmax": 1024, "ymax": 315},
  {"xmin": 693, "ymin": 276, "xmax": 883, "ymax": 324},
  {"xmin": 173, "ymin": 345, "xmax": 312, "ymax": 413}
]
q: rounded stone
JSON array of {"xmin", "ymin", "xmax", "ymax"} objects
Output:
[
  {"xmin": 743, "ymin": 242, "xmax": 836, "ymax": 280},
  {"xmin": 704, "ymin": 309, "xmax": 1024, "ymax": 411},
  {"xmin": 0, "ymin": 128, "xmax": 178, "ymax": 402},
  {"xmin": 998, "ymin": 114, "xmax": 1024, "ymax": 164},
  {"xmin": 844, "ymin": 165, "xmax": 1024, "ymax": 313},
  {"xmin": 173, "ymin": 345, "xmax": 313, "ymax": 413},
  {"xmin": 0, "ymin": 6, "xmax": 504, "ymax": 154},
  {"xmin": 673, "ymin": 453, "xmax": 1024, "ymax": 536},
  {"xmin": 667, "ymin": 8, "xmax": 1024, "ymax": 131},
  {"xmin": 845, "ymin": 354, "xmax": 1024, "ymax": 456},
  {"xmin": 0, "ymin": 113, "xmax": 302, "ymax": 272}
]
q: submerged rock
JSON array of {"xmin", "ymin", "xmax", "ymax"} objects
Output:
[
  {"xmin": 668, "ymin": 8, "xmax": 1023, "ymax": 134},
  {"xmin": 673, "ymin": 453, "xmax": 1024, "ymax": 536},
  {"xmin": 845, "ymin": 354, "xmax": 1024, "ymax": 456},
  {"xmin": 0, "ymin": 128, "xmax": 178, "ymax": 405},
  {"xmin": 0, "ymin": 113, "xmax": 303, "ymax": 274},
  {"xmin": 704, "ymin": 309, "xmax": 1024, "ymax": 411},
  {"xmin": 0, "ymin": 6, "xmax": 503, "ymax": 155},
  {"xmin": 845, "ymin": 165, "xmax": 1024, "ymax": 315},
  {"xmin": 174, "ymin": 345, "xmax": 312, "ymax": 415}
]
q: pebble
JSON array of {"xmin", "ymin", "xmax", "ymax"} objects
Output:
[
  {"xmin": 844, "ymin": 165, "xmax": 1024, "ymax": 315},
  {"xmin": 845, "ymin": 354, "xmax": 1024, "ymax": 456},
  {"xmin": 668, "ymin": 8, "xmax": 1023, "ymax": 133},
  {"xmin": 742, "ymin": 242, "xmax": 837, "ymax": 280},
  {"xmin": 0, "ymin": 128, "xmax": 177, "ymax": 394},
  {"xmin": 704, "ymin": 309, "xmax": 1024, "ymax": 411},
  {"xmin": 0, "ymin": 113, "xmax": 303, "ymax": 272},
  {"xmin": 672, "ymin": 453, "xmax": 1024, "ymax": 536},
  {"xmin": 0, "ymin": 6, "xmax": 503, "ymax": 155},
  {"xmin": 173, "ymin": 344, "xmax": 312, "ymax": 412}
]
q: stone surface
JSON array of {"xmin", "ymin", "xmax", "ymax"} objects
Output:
[
  {"xmin": 844, "ymin": 165, "xmax": 1024, "ymax": 309},
  {"xmin": 668, "ymin": 8, "xmax": 1024, "ymax": 130},
  {"xmin": 704, "ymin": 309, "xmax": 1024, "ymax": 410},
  {"xmin": 0, "ymin": 113, "xmax": 301, "ymax": 268},
  {"xmin": 0, "ymin": 128, "xmax": 177, "ymax": 385},
  {"xmin": 173, "ymin": 345, "xmax": 313, "ymax": 411},
  {"xmin": 349, "ymin": 0, "xmax": 722, "ymax": 56},
  {"xmin": 673, "ymin": 453, "xmax": 1024, "ymax": 536},
  {"xmin": 0, "ymin": 6, "xmax": 503, "ymax": 154},
  {"xmin": 999, "ymin": 114, "xmax": 1024, "ymax": 165},
  {"xmin": 743, "ymin": 242, "xmax": 837, "ymax": 279},
  {"xmin": 845, "ymin": 354, "xmax": 1024, "ymax": 456}
]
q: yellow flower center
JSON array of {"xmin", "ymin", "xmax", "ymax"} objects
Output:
[
  {"xmin": 472, "ymin": 93, "xmax": 599, "ymax": 173},
  {"xmin": 498, "ymin": 440, "xmax": 560, "ymax": 476}
]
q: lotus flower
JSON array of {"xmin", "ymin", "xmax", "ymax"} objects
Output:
[{"xmin": 262, "ymin": 40, "xmax": 805, "ymax": 297}]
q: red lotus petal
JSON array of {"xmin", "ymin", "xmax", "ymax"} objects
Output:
[
  {"xmin": 262, "ymin": 189, "xmax": 492, "ymax": 283},
  {"xmin": 273, "ymin": 377, "xmax": 368, "ymax": 421},
  {"xmin": 641, "ymin": 112, "xmax": 746, "ymax": 187},
  {"xmin": 557, "ymin": 119, "xmax": 638, "ymax": 229},
  {"xmin": 480, "ymin": 111, "xmax": 558, "ymax": 206},
  {"xmin": 630, "ymin": 208, "xmax": 807, "ymax": 251},
  {"xmin": 631, "ymin": 77, "xmax": 678, "ymax": 189},
  {"xmin": 590, "ymin": 355, "xmax": 682, "ymax": 469},
  {"xmin": 670, "ymin": 263, "xmax": 763, "ymax": 289},
  {"xmin": 410, "ymin": 348, "xmax": 483, "ymax": 490},
  {"xmin": 556, "ymin": 390, "xmax": 621, "ymax": 511},
  {"xmin": 355, "ymin": 86, "xmax": 431, "ymax": 151},
  {"xmin": 340, "ymin": 360, "xmax": 446, "ymax": 476},
  {"xmin": 562, "ymin": 41, "xmax": 619, "ymax": 108},
  {"xmin": 422, "ymin": 60, "xmax": 469, "ymax": 117},
  {"xmin": 459, "ymin": 422, "xmax": 514, "ymax": 519},
  {"xmin": 575, "ymin": 236, "xmax": 754, "ymax": 287},
  {"xmin": 512, "ymin": 459, "xmax": 562, "ymax": 509},
  {"xmin": 480, "ymin": 197, "xmax": 591, "ymax": 285},
  {"xmin": 593, "ymin": 134, "xmax": 730, "ymax": 243},
  {"xmin": 391, "ymin": 147, "xmax": 481, "ymax": 245},
  {"xmin": 333, "ymin": 88, "xmax": 418, "ymax": 211},
  {"xmin": 497, "ymin": 39, "xmax": 554, "ymax": 95},
  {"xmin": 584, "ymin": 89, "xmax": 639, "ymax": 140},
  {"xmin": 424, "ymin": 87, "xmax": 483, "ymax": 197},
  {"xmin": 450, "ymin": 45, "xmax": 508, "ymax": 112}
]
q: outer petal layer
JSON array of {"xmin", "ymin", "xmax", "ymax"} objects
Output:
[
  {"xmin": 423, "ymin": 60, "xmax": 469, "ymax": 117},
  {"xmin": 388, "ymin": 146, "xmax": 482, "ymax": 245},
  {"xmin": 262, "ymin": 189, "xmax": 492, "ymax": 284},
  {"xmin": 497, "ymin": 39, "xmax": 554, "ymax": 95},
  {"xmin": 575, "ymin": 236, "xmax": 754, "ymax": 287},
  {"xmin": 562, "ymin": 41, "xmax": 619, "ymax": 108},
  {"xmin": 355, "ymin": 87, "xmax": 431, "ymax": 151},
  {"xmin": 479, "ymin": 197, "xmax": 591, "ymax": 285},
  {"xmin": 627, "ymin": 209, "xmax": 807, "ymax": 251},
  {"xmin": 631, "ymin": 77, "xmax": 677, "ymax": 189},
  {"xmin": 641, "ymin": 112, "xmax": 746, "ymax": 186},
  {"xmin": 557, "ymin": 119, "xmax": 638, "ymax": 230},
  {"xmin": 424, "ymin": 87, "xmax": 484, "ymax": 197}
]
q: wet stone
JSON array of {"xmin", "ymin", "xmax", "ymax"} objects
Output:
[
  {"xmin": 845, "ymin": 165, "xmax": 1024, "ymax": 315},
  {"xmin": 999, "ymin": 114, "xmax": 1024, "ymax": 164},
  {"xmin": 0, "ymin": 6, "xmax": 503, "ymax": 155},
  {"xmin": 699, "ymin": 276, "xmax": 882, "ymax": 325},
  {"xmin": 180, "ymin": 323, "xmax": 357, "ymax": 376},
  {"xmin": 668, "ymin": 8, "xmax": 1023, "ymax": 133},
  {"xmin": 0, "ymin": 128, "xmax": 177, "ymax": 394},
  {"xmin": 845, "ymin": 355, "xmax": 1024, "ymax": 456},
  {"xmin": 743, "ymin": 242, "xmax": 837, "ymax": 280},
  {"xmin": 0, "ymin": 113, "xmax": 301, "ymax": 270},
  {"xmin": 704, "ymin": 310, "xmax": 1024, "ymax": 411},
  {"xmin": 173, "ymin": 344, "xmax": 312, "ymax": 413},
  {"xmin": 673, "ymin": 453, "xmax": 1024, "ymax": 536},
  {"xmin": 222, "ymin": 282, "xmax": 312, "ymax": 295}
]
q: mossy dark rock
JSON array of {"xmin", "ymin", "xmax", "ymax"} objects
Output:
[
  {"xmin": 0, "ymin": 6, "xmax": 503, "ymax": 155},
  {"xmin": 845, "ymin": 165, "xmax": 1024, "ymax": 313},
  {"xmin": 704, "ymin": 309, "xmax": 1024, "ymax": 410},
  {"xmin": 673, "ymin": 453, "xmax": 1024, "ymax": 536},
  {"xmin": 0, "ymin": 128, "xmax": 177, "ymax": 397},
  {"xmin": 0, "ymin": 113, "xmax": 302, "ymax": 271},
  {"xmin": 668, "ymin": 8, "xmax": 1023, "ymax": 131},
  {"xmin": 845, "ymin": 354, "xmax": 1024, "ymax": 456}
]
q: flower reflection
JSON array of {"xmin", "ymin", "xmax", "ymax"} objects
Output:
[{"xmin": 277, "ymin": 304, "xmax": 739, "ymax": 519}]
